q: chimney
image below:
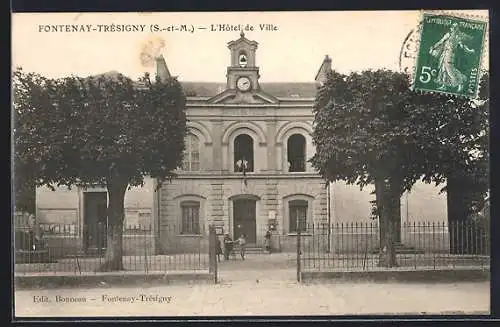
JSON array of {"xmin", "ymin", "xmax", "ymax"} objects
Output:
[
  {"xmin": 156, "ymin": 55, "xmax": 171, "ymax": 82},
  {"xmin": 315, "ymin": 55, "xmax": 332, "ymax": 85}
]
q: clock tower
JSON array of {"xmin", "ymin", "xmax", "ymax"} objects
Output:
[{"xmin": 226, "ymin": 32, "xmax": 260, "ymax": 92}]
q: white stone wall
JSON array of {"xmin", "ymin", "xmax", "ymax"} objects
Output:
[
  {"xmin": 330, "ymin": 180, "xmax": 447, "ymax": 224},
  {"xmin": 35, "ymin": 177, "xmax": 156, "ymax": 229}
]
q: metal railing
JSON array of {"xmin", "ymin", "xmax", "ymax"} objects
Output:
[
  {"xmin": 299, "ymin": 220, "xmax": 490, "ymax": 272},
  {"xmin": 14, "ymin": 223, "xmax": 216, "ymax": 275}
]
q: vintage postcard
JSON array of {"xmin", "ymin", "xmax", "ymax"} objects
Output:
[{"xmin": 12, "ymin": 10, "xmax": 490, "ymax": 319}]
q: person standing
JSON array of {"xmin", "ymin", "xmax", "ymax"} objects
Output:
[
  {"xmin": 216, "ymin": 237, "xmax": 223, "ymax": 262},
  {"xmin": 264, "ymin": 229, "xmax": 272, "ymax": 253},
  {"xmin": 223, "ymin": 234, "xmax": 234, "ymax": 260},
  {"xmin": 237, "ymin": 234, "xmax": 247, "ymax": 260}
]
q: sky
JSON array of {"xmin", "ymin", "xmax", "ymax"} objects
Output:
[{"xmin": 12, "ymin": 10, "xmax": 489, "ymax": 83}]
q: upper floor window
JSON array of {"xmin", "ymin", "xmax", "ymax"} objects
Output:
[
  {"xmin": 182, "ymin": 133, "xmax": 200, "ymax": 171},
  {"xmin": 181, "ymin": 201, "xmax": 200, "ymax": 235},
  {"xmin": 234, "ymin": 134, "xmax": 254, "ymax": 173},
  {"xmin": 287, "ymin": 134, "xmax": 306, "ymax": 172},
  {"xmin": 289, "ymin": 200, "xmax": 308, "ymax": 233}
]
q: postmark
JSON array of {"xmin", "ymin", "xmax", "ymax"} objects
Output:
[{"xmin": 412, "ymin": 12, "xmax": 487, "ymax": 98}]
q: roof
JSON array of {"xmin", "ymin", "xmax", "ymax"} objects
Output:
[
  {"xmin": 182, "ymin": 82, "xmax": 318, "ymax": 98},
  {"xmin": 315, "ymin": 55, "xmax": 332, "ymax": 81},
  {"xmin": 92, "ymin": 73, "xmax": 318, "ymax": 98}
]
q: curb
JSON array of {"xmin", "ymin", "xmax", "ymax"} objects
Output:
[
  {"xmin": 300, "ymin": 268, "xmax": 490, "ymax": 283},
  {"xmin": 15, "ymin": 272, "xmax": 216, "ymax": 289}
]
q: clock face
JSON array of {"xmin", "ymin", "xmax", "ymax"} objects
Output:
[{"xmin": 236, "ymin": 77, "xmax": 252, "ymax": 92}]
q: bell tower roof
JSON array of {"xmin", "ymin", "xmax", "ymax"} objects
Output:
[{"xmin": 227, "ymin": 32, "xmax": 259, "ymax": 50}]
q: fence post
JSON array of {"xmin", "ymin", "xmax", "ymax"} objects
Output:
[
  {"xmin": 296, "ymin": 228, "xmax": 301, "ymax": 283},
  {"xmin": 208, "ymin": 225, "xmax": 218, "ymax": 284}
]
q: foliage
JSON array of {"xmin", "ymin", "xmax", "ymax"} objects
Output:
[
  {"xmin": 310, "ymin": 69, "xmax": 489, "ymax": 264},
  {"xmin": 431, "ymin": 74, "xmax": 489, "ymax": 221},
  {"xmin": 13, "ymin": 67, "xmax": 188, "ymax": 270},
  {"xmin": 13, "ymin": 68, "xmax": 188, "ymax": 191},
  {"xmin": 311, "ymin": 69, "xmax": 488, "ymax": 210},
  {"xmin": 311, "ymin": 69, "xmax": 431, "ymax": 193}
]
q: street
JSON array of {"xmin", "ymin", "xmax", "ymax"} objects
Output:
[{"xmin": 15, "ymin": 268, "xmax": 490, "ymax": 317}]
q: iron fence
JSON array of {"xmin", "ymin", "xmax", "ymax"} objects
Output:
[
  {"xmin": 300, "ymin": 220, "xmax": 490, "ymax": 271},
  {"xmin": 14, "ymin": 223, "xmax": 215, "ymax": 275}
]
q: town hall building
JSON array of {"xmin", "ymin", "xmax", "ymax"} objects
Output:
[
  {"xmin": 31, "ymin": 32, "xmax": 448, "ymax": 255},
  {"xmin": 157, "ymin": 32, "xmax": 329, "ymax": 252}
]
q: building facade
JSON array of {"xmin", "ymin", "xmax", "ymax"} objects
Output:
[
  {"xmin": 30, "ymin": 33, "xmax": 448, "ymax": 255},
  {"xmin": 157, "ymin": 32, "xmax": 328, "ymax": 252}
]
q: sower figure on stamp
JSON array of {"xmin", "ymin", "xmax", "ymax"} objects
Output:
[{"xmin": 429, "ymin": 22, "xmax": 475, "ymax": 93}]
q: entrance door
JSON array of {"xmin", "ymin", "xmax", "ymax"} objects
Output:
[
  {"xmin": 233, "ymin": 199, "xmax": 257, "ymax": 244},
  {"xmin": 83, "ymin": 192, "xmax": 108, "ymax": 251}
]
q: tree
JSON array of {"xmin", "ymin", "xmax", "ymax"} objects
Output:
[
  {"xmin": 311, "ymin": 69, "xmax": 433, "ymax": 267},
  {"xmin": 13, "ymin": 70, "xmax": 59, "ymax": 216},
  {"xmin": 13, "ymin": 68, "xmax": 188, "ymax": 271},
  {"xmin": 419, "ymin": 74, "xmax": 489, "ymax": 254},
  {"xmin": 311, "ymin": 68, "xmax": 490, "ymax": 265}
]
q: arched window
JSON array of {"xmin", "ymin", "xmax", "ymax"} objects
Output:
[
  {"xmin": 182, "ymin": 133, "xmax": 200, "ymax": 171},
  {"xmin": 289, "ymin": 200, "xmax": 308, "ymax": 232},
  {"xmin": 234, "ymin": 134, "xmax": 254, "ymax": 172},
  {"xmin": 238, "ymin": 51, "xmax": 248, "ymax": 68},
  {"xmin": 287, "ymin": 134, "xmax": 306, "ymax": 172}
]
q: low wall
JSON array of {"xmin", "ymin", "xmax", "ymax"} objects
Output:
[
  {"xmin": 122, "ymin": 234, "xmax": 155, "ymax": 256},
  {"xmin": 44, "ymin": 236, "xmax": 79, "ymax": 258},
  {"xmin": 157, "ymin": 235, "xmax": 210, "ymax": 255},
  {"xmin": 301, "ymin": 268, "xmax": 491, "ymax": 283},
  {"xmin": 20, "ymin": 234, "xmax": 156, "ymax": 260},
  {"xmin": 15, "ymin": 272, "xmax": 215, "ymax": 289}
]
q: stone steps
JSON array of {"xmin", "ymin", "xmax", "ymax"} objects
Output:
[{"xmin": 232, "ymin": 245, "xmax": 268, "ymax": 254}]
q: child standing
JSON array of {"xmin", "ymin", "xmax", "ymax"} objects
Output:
[{"xmin": 237, "ymin": 234, "xmax": 247, "ymax": 260}]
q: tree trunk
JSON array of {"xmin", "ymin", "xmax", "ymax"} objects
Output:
[
  {"xmin": 375, "ymin": 177, "xmax": 398, "ymax": 268},
  {"xmin": 99, "ymin": 178, "xmax": 128, "ymax": 272},
  {"xmin": 447, "ymin": 175, "xmax": 469, "ymax": 254},
  {"xmin": 392, "ymin": 194, "xmax": 402, "ymax": 244},
  {"xmin": 15, "ymin": 178, "xmax": 36, "ymax": 215}
]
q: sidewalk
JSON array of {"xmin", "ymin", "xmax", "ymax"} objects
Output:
[
  {"xmin": 15, "ymin": 270, "xmax": 214, "ymax": 289},
  {"xmin": 14, "ymin": 278, "xmax": 490, "ymax": 317}
]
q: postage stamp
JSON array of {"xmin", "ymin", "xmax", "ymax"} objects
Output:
[{"xmin": 413, "ymin": 13, "xmax": 488, "ymax": 98}]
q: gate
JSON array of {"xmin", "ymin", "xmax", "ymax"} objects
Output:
[{"xmin": 208, "ymin": 225, "xmax": 218, "ymax": 283}]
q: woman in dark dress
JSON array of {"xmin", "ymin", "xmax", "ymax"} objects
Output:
[
  {"xmin": 216, "ymin": 237, "xmax": 223, "ymax": 262},
  {"xmin": 264, "ymin": 229, "xmax": 272, "ymax": 253},
  {"xmin": 223, "ymin": 234, "xmax": 234, "ymax": 260}
]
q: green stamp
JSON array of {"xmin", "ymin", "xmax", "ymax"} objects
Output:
[{"xmin": 413, "ymin": 13, "xmax": 487, "ymax": 97}]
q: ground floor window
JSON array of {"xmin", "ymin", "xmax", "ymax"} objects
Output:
[
  {"xmin": 289, "ymin": 200, "xmax": 308, "ymax": 232},
  {"xmin": 181, "ymin": 201, "xmax": 200, "ymax": 234}
]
